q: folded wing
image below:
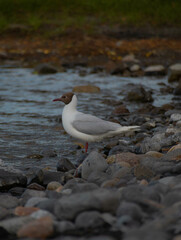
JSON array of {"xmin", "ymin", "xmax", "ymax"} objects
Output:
[{"xmin": 72, "ymin": 112, "xmax": 120, "ymax": 135}]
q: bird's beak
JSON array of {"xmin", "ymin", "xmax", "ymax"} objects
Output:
[{"xmin": 53, "ymin": 97, "xmax": 62, "ymax": 102}]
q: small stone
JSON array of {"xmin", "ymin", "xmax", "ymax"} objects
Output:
[
  {"xmin": 107, "ymin": 152, "xmax": 141, "ymax": 167},
  {"xmin": 30, "ymin": 209, "xmax": 55, "ymax": 219},
  {"xmin": 17, "ymin": 216, "xmax": 54, "ymax": 239},
  {"xmin": 145, "ymin": 151, "xmax": 163, "ymax": 158},
  {"xmin": 125, "ymin": 85, "xmax": 153, "ymax": 103},
  {"xmin": 130, "ymin": 64, "xmax": 141, "ymax": 72},
  {"xmin": 144, "ymin": 65, "xmax": 166, "ymax": 76},
  {"xmin": 9, "ymin": 187, "xmax": 26, "ymax": 196},
  {"xmin": 57, "ymin": 158, "xmax": 75, "ymax": 172},
  {"xmin": 25, "ymin": 197, "xmax": 48, "ymax": 207},
  {"xmin": 0, "ymin": 194, "xmax": 19, "ymax": 209},
  {"xmin": 75, "ymin": 211, "xmax": 104, "ymax": 229},
  {"xmin": 73, "ymin": 85, "xmax": 101, "ymax": 93},
  {"xmin": 113, "ymin": 105, "xmax": 130, "ymax": 115},
  {"xmin": 134, "ymin": 165, "xmax": 155, "ymax": 180},
  {"xmin": 82, "ymin": 150, "xmax": 108, "ymax": 180},
  {"xmin": 170, "ymin": 113, "xmax": 181, "ymax": 122},
  {"xmin": 101, "ymin": 178, "xmax": 120, "ymax": 188},
  {"xmin": 0, "ymin": 207, "xmax": 9, "ymax": 220},
  {"xmin": 168, "ymin": 63, "xmax": 181, "ymax": 82},
  {"xmin": 35, "ymin": 63, "xmax": 58, "ymax": 74},
  {"xmin": 0, "ymin": 216, "xmax": 34, "ymax": 235},
  {"xmin": 26, "ymin": 168, "xmax": 44, "ymax": 185},
  {"xmin": 15, "ymin": 206, "xmax": 39, "ymax": 216},
  {"xmin": 42, "ymin": 170, "xmax": 64, "ymax": 186},
  {"xmin": 55, "ymin": 220, "xmax": 75, "ymax": 233},
  {"xmin": 168, "ymin": 144, "xmax": 181, "ymax": 152},
  {"xmin": 47, "ymin": 181, "xmax": 62, "ymax": 191},
  {"xmin": 122, "ymin": 54, "xmax": 139, "ymax": 63},
  {"xmin": 139, "ymin": 179, "xmax": 148, "ymax": 186},
  {"xmin": 21, "ymin": 189, "xmax": 46, "ymax": 205},
  {"xmin": 27, "ymin": 183, "xmax": 45, "ymax": 191},
  {"xmin": 56, "ymin": 185, "xmax": 64, "ymax": 193},
  {"xmin": 0, "ymin": 169, "xmax": 27, "ymax": 190}
]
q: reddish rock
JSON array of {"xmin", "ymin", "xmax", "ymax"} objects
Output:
[
  {"xmin": 27, "ymin": 183, "xmax": 45, "ymax": 191},
  {"xmin": 107, "ymin": 152, "xmax": 142, "ymax": 167},
  {"xmin": 17, "ymin": 216, "xmax": 53, "ymax": 239},
  {"xmin": 15, "ymin": 206, "xmax": 39, "ymax": 216}
]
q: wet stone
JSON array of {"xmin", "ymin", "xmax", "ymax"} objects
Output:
[
  {"xmin": 26, "ymin": 167, "xmax": 44, "ymax": 185},
  {"xmin": 35, "ymin": 63, "xmax": 58, "ymax": 74},
  {"xmin": 0, "ymin": 169, "xmax": 27, "ymax": 190},
  {"xmin": 57, "ymin": 158, "xmax": 76, "ymax": 172},
  {"xmin": 144, "ymin": 65, "xmax": 166, "ymax": 76},
  {"xmin": 168, "ymin": 63, "xmax": 181, "ymax": 82},
  {"xmin": 25, "ymin": 197, "xmax": 48, "ymax": 207},
  {"xmin": 42, "ymin": 170, "xmax": 64, "ymax": 186}
]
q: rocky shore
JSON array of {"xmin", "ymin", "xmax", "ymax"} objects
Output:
[
  {"xmin": 0, "ymin": 30, "xmax": 181, "ymax": 239},
  {"xmin": 1, "ymin": 107, "xmax": 181, "ymax": 239}
]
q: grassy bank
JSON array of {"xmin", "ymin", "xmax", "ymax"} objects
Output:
[{"xmin": 0, "ymin": 0, "xmax": 180, "ymax": 35}]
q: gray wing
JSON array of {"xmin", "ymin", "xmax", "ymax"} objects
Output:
[{"xmin": 72, "ymin": 112, "xmax": 120, "ymax": 135}]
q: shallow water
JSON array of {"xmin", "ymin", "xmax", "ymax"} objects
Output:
[{"xmin": 0, "ymin": 64, "xmax": 177, "ymax": 169}]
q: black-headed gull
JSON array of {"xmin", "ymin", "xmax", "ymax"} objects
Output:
[{"xmin": 53, "ymin": 92, "xmax": 140, "ymax": 152}]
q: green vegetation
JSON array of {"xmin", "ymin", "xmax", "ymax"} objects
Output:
[{"xmin": 0, "ymin": 0, "xmax": 180, "ymax": 34}]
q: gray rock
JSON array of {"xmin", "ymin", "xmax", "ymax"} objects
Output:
[
  {"xmin": 54, "ymin": 189, "xmax": 120, "ymax": 220},
  {"xmin": 170, "ymin": 113, "xmax": 181, "ymax": 122},
  {"xmin": 0, "ymin": 194, "xmax": 19, "ymax": 209},
  {"xmin": 21, "ymin": 189, "xmax": 46, "ymax": 205},
  {"xmin": 36, "ymin": 199, "xmax": 58, "ymax": 213},
  {"xmin": 162, "ymin": 191, "xmax": 181, "ymax": 206},
  {"xmin": 25, "ymin": 197, "xmax": 48, "ymax": 207},
  {"xmin": 123, "ymin": 226, "xmax": 169, "ymax": 240},
  {"xmin": 106, "ymin": 164, "xmax": 132, "ymax": 179},
  {"xmin": 63, "ymin": 182, "xmax": 98, "ymax": 193},
  {"xmin": 168, "ymin": 63, "xmax": 181, "ymax": 82},
  {"xmin": 26, "ymin": 167, "xmax": 44, "ymax": 185},
  {"xmin": 144, "ymin": 65, "xmax": 166, "ymax": 76},
  {"xmin": 55, "ymin": 220, "xmax": 75, "ymax": 233},
  {"xmin": 125, "ymin": 84, "xmax": 153, "ymax": 103},
  {"xmin": 82, "ymin": 150, "xmax": 108, "ymax": 180},
  {"xmin": 75, "ymin": 211, "xmax": 104, "ymax": 229},
  {"xmin": 35, "ymin": 63, "xmax": 58, "ymax": 74},
  {"xmin": 0, "ymin": 207, "xmax": 9, "ymax": 220},
  {"xmin": 57, "ymin": 158, "xmax": 76, "ymax": 172},
  {"xmin": 87, "ymin": 171, "xmax": 110, "ymax": 185},
  {"xmin": 0, "ymin": 216, "xmax": 33, "ymax": 234},
  {"xmin": 42, "ymin": 170, "xmax": 64, "ymax": 185},
  {"xmin": 0, "ymin": 169, "xmax": 27, "ymax": 190},
  {"xmin": 8, "ymin": 187, "xmax": 26, "ymax": 196},
  {"xmin": 30, "ymin": 209, "xmax": 55, "ymax": 219},
  {"xmin": 117, "ymin": 201, "xmax": 145, "ymax": 221}
]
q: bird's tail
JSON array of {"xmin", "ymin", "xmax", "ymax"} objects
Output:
[{"xmin": 117, "ymin": 125, "xmax": 140, "ymax": 134}]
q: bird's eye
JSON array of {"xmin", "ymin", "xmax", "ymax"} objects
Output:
[{"xmin": 62, "ymin": 96, "xmax": 66, "ymax": 98}]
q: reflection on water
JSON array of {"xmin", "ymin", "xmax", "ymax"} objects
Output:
[{"xmin": 0, "ymin": 64, "xmax": 176, "ymax": 169}]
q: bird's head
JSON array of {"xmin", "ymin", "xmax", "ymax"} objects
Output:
[{"xmin": 53, "ymin": 92, "xmax": 74, "ymax": 105}]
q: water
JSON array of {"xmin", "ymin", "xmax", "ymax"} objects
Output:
[{"xmin": 0, "ymin": 64, "xmax": 176, "ymax": 169}]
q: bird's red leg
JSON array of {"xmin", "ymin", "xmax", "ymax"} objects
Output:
[{"xmin": 85, "ymin": 142, "xmax": 88, "ymax": 153}]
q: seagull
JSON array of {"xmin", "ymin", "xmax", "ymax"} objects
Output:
[{"xmin": 53, "ymin": 92, "xmax": 140, "ymax": 152}]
